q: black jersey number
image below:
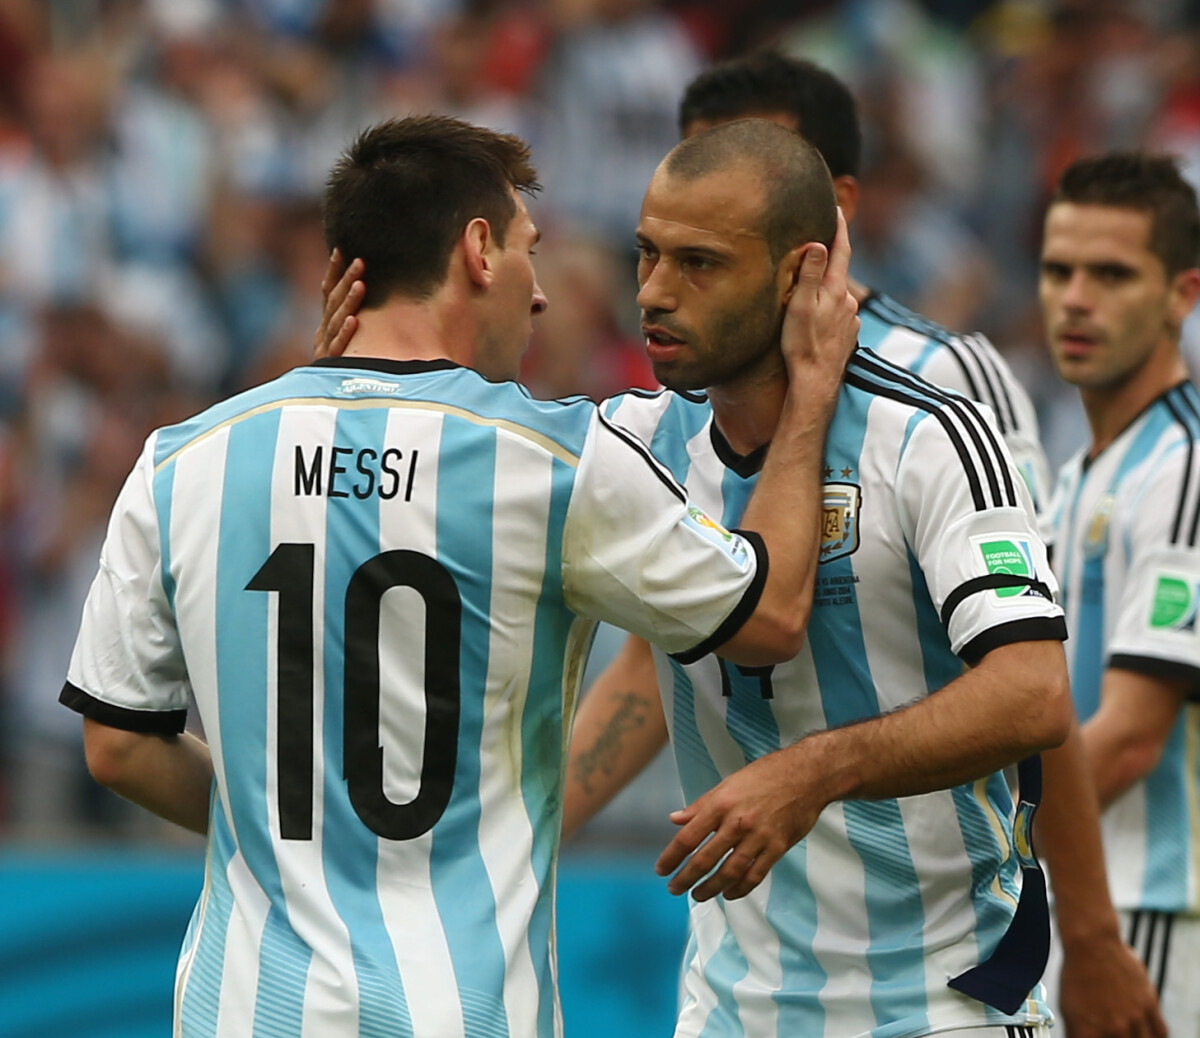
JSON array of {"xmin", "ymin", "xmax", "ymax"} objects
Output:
[{"xmin": 247, "ymin": 544, "xmax": 461, "ymax": 842}]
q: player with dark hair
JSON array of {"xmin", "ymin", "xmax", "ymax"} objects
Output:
[
  {"xmin": 1042, "ymin": 151, "xmax": 1200, "ymax": 1037},
  {"xmin": 58, "ymin": 114, "xmax": 861, "ymax": 1038}
]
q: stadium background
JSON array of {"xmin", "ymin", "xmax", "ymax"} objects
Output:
[{"xmin": 1, "ymin": 0, "xmax": 1199, "ymax": 1033}]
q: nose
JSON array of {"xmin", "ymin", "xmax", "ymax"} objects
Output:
[
  {"xmin": 1060, "ymin": 270, "xmax": 1093, "ymax": 312},
  {"xmin": 531, "ymin": 280, "xmax": 548, "ymax": 316},
  {"xmin": 636, "ymin": 258, "xmax": 676, "ymax": 313}
]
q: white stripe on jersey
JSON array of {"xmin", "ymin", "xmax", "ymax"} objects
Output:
[
  {"xmin": 168, "ymin": 428, "xmax": 242, "ymax": 1029},
  {"xmin": 374, "ymin": 407, "xmax": 463, "ymax": 1038},
  {"xmin": 215, "ymin": 852, "xmax": 272, "ymax": 1038},
  {"xmin": 479, "ymin": 427, "xmax": 553, "ymax": 1038}
]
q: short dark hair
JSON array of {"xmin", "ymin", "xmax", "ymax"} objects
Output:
[
  {"xmin": 1051, "ymin": 152, "xmax": 1200, "ymax": 277},
  {"xmin": 678, "ymin": 51, "xmax": 861, "ymax": 179},
  {"xmin": 664, "ymin": 118, "xmax": 837, "ymax": 263},
  {"xmin": 323, "ymin": 115, "xmax": 541, "ymax": 306}
]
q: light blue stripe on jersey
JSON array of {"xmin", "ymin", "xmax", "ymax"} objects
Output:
[
  {"xmin": 318, "ymin": 404, "xmax": 411, "ymax": 1036},
  {"xmin": 1065, "ymin": 408, "xmax": 1174, "ymax": 722},
  {"xmin": 212, "ymin": 409, "xmax": 314, "ymax": 1037},
  {"xmin": 154, "ymin": 454, "xmax": 178, "ymax": 612},
  {"xmin": 666, "ymin": 659, "xmax": 749, "ymax": 1036},
  {"xmin": 809, "ymin": 386, "xmax": 929, "ymax": 1034},
  {"xmin": 523, "ymin": 453, "xmax": 576, "ymax": 1038},
  {"xmin": 1144, "ymin": 720, "xmax": 1190, "ymax": 909},
  {"xmin": 180, "ymin": 807, "xmax": 239, "ymax": 1036},
  {"xmin": 430, "ymin": 415, "xmax": 510, "ymax": 1038}
]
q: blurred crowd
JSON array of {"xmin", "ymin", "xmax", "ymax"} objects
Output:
[{"xmin": 2, "ymin": 0, "xmax": 1200, "ymax": 843}]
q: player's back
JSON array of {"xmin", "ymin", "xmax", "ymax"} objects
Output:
[
  {"xmin": 858, "ymin": 290, "xmax": 1051, "ymax": 511},
  {"xmin": 157, "ymin": 358, "xmax": 599, "ymax": 1038}
]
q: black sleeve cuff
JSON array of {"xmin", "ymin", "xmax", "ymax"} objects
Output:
[
  {"xmin": 671, "ymin": 529, "xmax": 768, "ymax": 665},
  {"xmin": 59, "ymin": 682, "xmax": 188, "ymax": 735},
  {"xmin": 1108, "ymin": 654, "xmax": 1200, "ymax": 701},
  {"xmin": 959, "ymin": 616, "xmax": 1068, "ymax": 666}
]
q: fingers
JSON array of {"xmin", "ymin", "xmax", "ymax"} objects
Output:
[
  {"xmin": 315, "ymin": 257, "xmax": 364, "ymax": 359},
  {"xmin": 321, "ymin": 248, "xmax": 347, "ymax": 301},
  {"xmin": 823, "ymin": 207, "xmax": 852, "ymax": 291}
]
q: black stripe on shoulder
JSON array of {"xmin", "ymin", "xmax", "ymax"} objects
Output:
[
  {"xmin": 844, "ymin": 368, "xmax": 984, "ymax": 510},
  {"xmin": 864, "ymin": 295, "xmax": 1023, "ymax": 434},
  {"xmin": 852, "ymin": 351, "xmax": 1016, "ymax": 508},
  {"xmin": 670, "ymin": 530, "xmax": 768, "ymax": 664},
  {"xmin": 59, "ymin": 682, "xmax": 189, "ymax": 735},
  {"xmin": 958, "ymin": 616, "xmax": 1067, "ymax": 666},
  {"xmin": 962, "ymin": 332, "xmax": 1019, "ymax": 433},
  {"xmin": 596, "ymin": 409, "xmax": 686, "ymax": 503},
  {"xmin": 1165, "ymin": 386, "xmax": 1200, "ymax": 547},
  {"xmin": 845, "ymin": 355, "xmax": 1014, "ymax": 510}
]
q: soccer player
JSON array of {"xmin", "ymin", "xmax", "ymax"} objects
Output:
[
  {"xmin": 58, "ymin": 115, "xmax": 861, "ymax": 1038},
  {"xmin": 1041, "ymin": 152, "xmax": 1200, "ymax": 1038},
  {"xmin": 556, "ymin": 54, "xmax": 1164, "ymax": 1038}
]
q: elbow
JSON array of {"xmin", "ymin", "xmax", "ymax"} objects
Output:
[
  {"xmin": 721, "ymin": 608, "xmax": 809, "ymax": 667},
  {"xmin": 1030, "ymin": 667, "xmax": 1073, "ymax": 753},
  {"xmin": 82, "ymin": 719, "xmax": 142, "ymax": 791}
]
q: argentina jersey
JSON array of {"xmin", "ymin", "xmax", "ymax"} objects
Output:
[
  {"xmin": 604, "ymin": 349, "xmax": 1065, "ymax": 1038},
  {"xmin": 61, "ymin": 356, "xmax": 765, "ymax": 1038},
  {"xmin": 1049, "ymin": 380, "xmax": 1200, "ymax": 914},
  {"xmin": 859, "ymin": 291, "xmax": 1052, "ymax": 514}
]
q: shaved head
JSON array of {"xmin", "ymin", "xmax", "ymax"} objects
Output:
[{"xmin": 662, "ymin": 118, "xmax": 837, "ymax": 262}]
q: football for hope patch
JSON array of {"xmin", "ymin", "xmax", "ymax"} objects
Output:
[
  {"xmin": 1149, "ymin": 574, "xmax": 1200, "ymax": 633},
  {"xmin": 972, "ymin": 535, "xmax": 1036, "ymax": 601}
]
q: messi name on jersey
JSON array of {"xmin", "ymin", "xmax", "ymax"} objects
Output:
[{"xmin": 293, "ymin": 443, "xmax": 419, "ymax": 500}]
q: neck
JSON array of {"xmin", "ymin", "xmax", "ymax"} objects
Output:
[
  {"xmin": 1081, "ymin": 340, "xmax": 1187, "ymax": 457},
  {"xmin": 341, "ymin": 294, "xmax": 473, "ymax": 367},
  {"xmin": 707, "ymin": 352, "xmax": 789, "ymax": 456}
]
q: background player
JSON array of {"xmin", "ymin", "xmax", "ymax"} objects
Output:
[
  {"xmin": 58, "ymin": 115, "xmax": 860, "ymax": 1037},
  {"xmin": 1043, "ymin": 151, "xmax": 1200, "ymax": 1038}
]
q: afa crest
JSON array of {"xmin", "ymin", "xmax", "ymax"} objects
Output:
[
  {"xmin": 1012, "ymin": 800, "xmax": 1040, "ymax": 870},
  {"xmin": 1082, "ymin": 494, "xmax": 1115, "ymax": 559},
  {"xmin": 821, "ymin": 482, "xmax": 861, "ymax": 563}
]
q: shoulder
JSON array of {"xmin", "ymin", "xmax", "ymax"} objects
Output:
[{"xmin": 858, "ymin": 292, "xmax": 1034, "ymax": 434}]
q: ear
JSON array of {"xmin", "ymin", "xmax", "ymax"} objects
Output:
[
  {"xmin": 1168, "ymin": 267, "xmax": 1200, "ymax": 330},
  {"xmin": 833, "ymin": 176, "xmax": 860, "ymax": 224},
  {"xmin": 777, "ymin": 245, "xmax": 804, "ymax": 306},
  {"xmin": 777, "ymin": 242, "xmax": 827, "ymax": 305},
  {"xmin": 462, "ymin": 217, "xmax": 495, "ymax": 289}
]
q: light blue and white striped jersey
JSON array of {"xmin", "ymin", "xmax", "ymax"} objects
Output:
[
  {"xmin": 860, "ymin": 292, "xmax": 1052, "ymax": 514},
  {"xmin": 1048, "ymin": 380, "xmax": 1200, "ymax": 915},
  {"xmin": 61, "ymin": 357, "xmax": 767, "ymax": 1038},
  {"xmin": 604, "ymin": 349, "xmax": 1066, "ymax": 1038}
]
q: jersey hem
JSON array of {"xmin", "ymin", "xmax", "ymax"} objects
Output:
[
  {"xmin": 1108, "ymin": 653, "xmax": 1200, "ymax": 695},
  {"xmin": 959, "ymin": 616, "xmax": 1067, "ymax": 666},
  {"xmin": 59, "ymin": 682, "xmax": 189, "ymax": 735}
]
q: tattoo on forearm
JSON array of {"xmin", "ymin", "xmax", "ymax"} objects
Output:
[{"xmin": 573, "ymin": 692, "xmax": 652, "ymax": 795}]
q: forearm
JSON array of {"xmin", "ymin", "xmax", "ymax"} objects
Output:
[
  {"xmin": 1036, "ymin": 719, "xmax": 1122, "ymax": 944},
  {"xmin": 737, "ymin": 381, "xmax": 839, "ymax": 651},
  {"xmin": 794, "ymin": 640, "xmax": 1071, "ymax": 805},
  {"xmin": 83, "ymin": 718, "xmax": 213, "ymax": 834},
  {"xmin": 563, "ymin": 636, "xmax": 668, "ymax": 840}
]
